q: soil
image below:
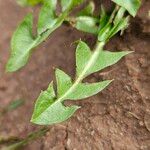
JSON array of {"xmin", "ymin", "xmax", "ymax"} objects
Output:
[{"xmin": 0, "ymin": 0, "xmax": 150, "ymax": 150}]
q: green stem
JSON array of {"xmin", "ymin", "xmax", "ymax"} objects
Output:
[{"xmin": 2, "ymin": 127, "xmax": 49, "ymax": 150}]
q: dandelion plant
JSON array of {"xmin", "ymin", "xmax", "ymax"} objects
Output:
[{"xmin": 6, "ymin": 0, "xmax": 141, "ymax": 125}]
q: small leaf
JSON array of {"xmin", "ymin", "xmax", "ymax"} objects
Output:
[
  {"xmin": 76, "ymin": 41, "xmax": 131, "ymax": 77},
  {"xmin": 67, "ymin": 80, "xmax": 112, "ymax": 100},
  {"xmin": 31, "ymin": 69, "xmax": 80, "ymax": 125},
  {"xmin": 6, "ymin": 14, "xmax": 35, "ymax": 72},
  {"xmin": 112, "ymin": 0, "xmax": 141, "ymax": 17},
  {"xmin": 75, "ymin": 16, "xmax": 99, "ymax": 34},
  {"xmin": 61, "ymin": 0, "xmax": 84, "ymax": 11},
  {"xmin": 89, "ymin": 50, "xmax": 132, "ymax": 75},
  {"xmin": 55, "ymin": 69, "xmax": 72, "ymax": 98},
  {"xmin": 108, "ymin": 16, "xmax": 129, "ymax": 39},
  {"xmin": 99, "ymin": 6, "xmax": 110, "ymax": 29},
  {"xmin": 31, "ymin": 82, "xmax": 55, "ymax": 121},
  {"xmin": 31, "ymin": 101, "xmax": 79, "ymax": 125},
  {"xmin": 6, "ymin": 1, "xmax": 67, "ymax": 72},
  {"xmin": 98, "ymin": 8, "xmax": 129, "ymax": 42},
  {"xmin": 37, "ymin": 0, "xmax": 57, "ymax": 34},
  {"xmin": 76, "ymin": 41, "xmax": 92, "ymax": 77},
  {"xmin": 113, "ymin": 7, "xmax": 126, "ymax": 24},
  {"xmin": 77, "ymin": 1, "xmax": 95, "ymax": 16}
]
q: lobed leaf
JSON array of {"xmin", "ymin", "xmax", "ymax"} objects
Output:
[
  {"xmin": 31, "ymin": 40, "xmax": 130, "ymax": 125},
  {"xmin": 31, "ymin": 80, "xmax": 80, "ymax": 125},
  {"xmin": 6, "ymin": 14, "xmax": 35, "ymax": 72},
  {"xmin": 6, "ymin": 0, "xmax": 67, "ymax": 72},
  {"xmin": 112, "ymin": 0, "xmax": 141, "ymax": 17}
]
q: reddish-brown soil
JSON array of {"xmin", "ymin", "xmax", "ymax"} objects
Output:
[{"xmin": 0, "ymin": 0, "xmax": 150, "ymax": 149}]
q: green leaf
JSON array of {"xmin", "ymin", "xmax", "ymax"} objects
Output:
[
  {"xmin": 113, "ymin": 7, "xmax": 126, "ymax": 24},
  {"xmin": 55, "ymin": 69, "xmax": 72, "ymax": 98},
  {"xmin": 37, "ymin": 0, "xmax": 57, "ymax": 34},
  {"xmin": 98, "ymin": 24, "xmax": 112, "ymax": 42},
  {"xmin": 76, "ymin": 41, "xmax": 131, "ymax": 77},
  {"xmin": 31, "ymin": 70, "xmax": 112, "ymax": 125},
  {"xmin": 108, "ymin": 16, "xmax": 129, "ymax": 39},
  {"xmin": 55, "ymin": 69, "xmax": 112, "ymax": 100},
  {"xmin": 67, "ymin": 80, "xmax": 112, "ymax": 100},
  {"xmin": 76, "ymin": 41, "xmax": 92, "ymax": 77},
  {"xmin": 6, "ymin": 0, "xmax": 67, "ymax": 72},
  {"xmin": 112, "ymin": 0, "xmax": 141, "ymax": 17},
  {"xmin": 99, "ymin": 6, "xmax": 110, "ymax": 29},
  {"xmin": 72, "ymin": 1, "xmax": 96, "ymax": 34},
  {"xmin": 98, "ymin": 7, "xmax": 129, "ymax": 42},
  {"xmin": 89, "ymin": 50, "xmax": 132, "ymax": 75},
  {"xmin": 61, "ymin": 0, "xmax": 84, "ymax": 11},
  {"xmin": 74, "ymin": 16, "xmax": 98, "ymax": 35},
  {"xmin": 17, "ymin": 0, "xmax": 44, "ymax": 6},
  {"xmin": 31, "ymin": 40, "xmax": 131, "ymax": 125},
  {"xmin": 31, "ymin": 100, "xmax": 79, "ymax": 125},
  {"xmin": 31, "ymin": 69, "xmax": 79, "ymax": 125},
  {"xmin": 31, "ymin": 82, "xmax": 55, "ymax": 121},
  {"xmin": 77, "ymin": 1, "xmax": 95, "ymax": 16},
  {"xmin": 6, "ymin": 14, "xmax": 35, "ymax": 72},
  {"xmin": 75, "ymin": 16, "xmax": 99, "ymax": 34}
]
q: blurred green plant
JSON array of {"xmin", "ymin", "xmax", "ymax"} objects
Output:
[
  {"xmin": 0, "ymin": 99, "xmax": 24, "ymax": 116},
  {"xmin": 17, "ymin": 0, "xmax": 44, "ymax": 6},
  {"xmin": 1, "ymin": 128, "xmax": 49, "ymax": 150}
]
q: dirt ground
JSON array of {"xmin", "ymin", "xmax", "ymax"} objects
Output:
[{"xmin": 0, "ymin": 0, "xmax": 150, "ymax": 150}]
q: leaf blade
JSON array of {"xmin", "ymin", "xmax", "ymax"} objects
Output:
[
  {"xmin": 61, "ymin": 0, "xmax": 84, "ymax": 11},
  {"xmin": 76, "ymin": 41, "xmax": 92, "ymax": 77},
  {"xmin": 67, "ymin": 80, "xmax": 113, "ymax": 100},
  {"xmin": 37, "ymin": 0, "xmax": 57, "ymax": 34},
  {"xmin": 75, "ymin": 16, "xmax": 99, "ymax": 34},
  {"xmin": 31, "ymin": 100, "xmax": 79, "ymax": 125},
  {"xmin": 6, "ymin": 2, "xmax": 66, "ymax": 72},
  {"xmin": 6, "ymin": 14, "xmax": 35, "ymax": 72},
  {"xmin": 77, "ymin": 1, "xmax": 95, "ymax": 16},
  {"xmin": 88, "ymin": 50, "xmax": 132, "ymax": 76},
  {"xmin": 31, "ymin": 82, "xmax": 56, "ymax": 121},
  {"xmin": 55, "ymin": 69, "xmax": 72, "ymax": 98},
  {"xmin": 112, "ymin": 0, "xmax": 141, "ymax": 17}
]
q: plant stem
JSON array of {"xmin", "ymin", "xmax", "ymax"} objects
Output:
[{"xmin": 2, "ymin": 127, "xmax": 49, "ymax": 150}]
